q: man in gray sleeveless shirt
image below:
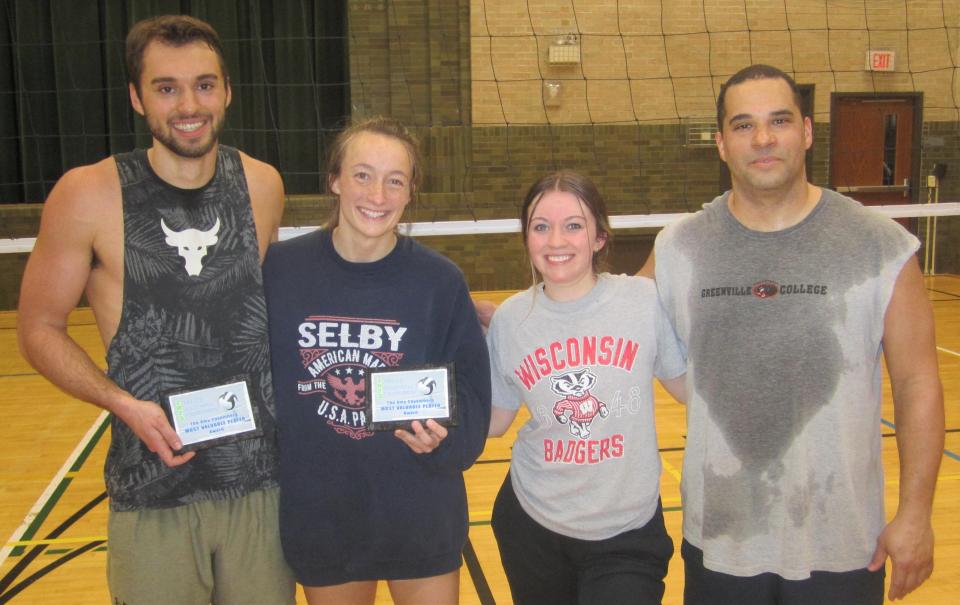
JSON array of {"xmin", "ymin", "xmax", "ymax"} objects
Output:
[
  {"xmin": 18, "ymin": 15, "xmax": 294, "ymax": 604},
  {"xmin": 642, "ymin": 65, "xmax": 944, "ymax": 603}
]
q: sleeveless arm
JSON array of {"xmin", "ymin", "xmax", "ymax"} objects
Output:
[
  {"xmin": 241, "ymin": 152, "xmax": 285, "ymax": 257},
  {"xmin": 18, "ymin": 162, "xmax": 194, "ymax": 467},
  {"xmin": 869, "ymin": 257, "xmax": 943, "ymax": 600}
]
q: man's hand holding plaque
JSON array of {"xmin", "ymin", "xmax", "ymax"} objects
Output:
[{"xmin": 161, "ymin": 376, "xmax": 262, "ymax": 453}]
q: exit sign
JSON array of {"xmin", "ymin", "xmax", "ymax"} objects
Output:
[{"xmin": 866, "ymin": 50, "xmax": 896, "ymax": 71}]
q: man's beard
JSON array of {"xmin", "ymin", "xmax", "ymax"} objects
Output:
[{"xmin": 147, "ymin": 112, "xmax": 224, "ymax": 158}]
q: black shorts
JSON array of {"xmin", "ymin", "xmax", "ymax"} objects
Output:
[
  {"xmin": 491, "ymin": 471, "xmax": 673, "ymax": 605},
  {"xmin": 682, "ymin": 539, "xmax": 884, "ymax": 605}
]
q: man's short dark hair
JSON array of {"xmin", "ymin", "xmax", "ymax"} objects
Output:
[
  {"xmin": 716, "ymin": 64, "xmax": 804, "ymax": 130},
  {"xmin": 126, "ymin": 15, "xmax": 228, "ymax": 96}
]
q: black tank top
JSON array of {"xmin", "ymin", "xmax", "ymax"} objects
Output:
[{"xmin": 105, "ymin": 146, "xmax": 278, "ymax": 511}]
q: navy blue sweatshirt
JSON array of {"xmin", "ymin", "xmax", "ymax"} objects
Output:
[{"xmin": 263, "ymin": 229, "xmax": 491, "ymax": 585}]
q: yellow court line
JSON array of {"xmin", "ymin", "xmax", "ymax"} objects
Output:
[
  {"xmin": 6, "ymin": 536, "xmax": 107, "ymax": 548},
  {"xmin": 661, "ymin": 455, "xmax": 682, "ymax": 483},
  {"xmin": 1, "ymin": 410, "xmax": 109, "ymax": 568}
]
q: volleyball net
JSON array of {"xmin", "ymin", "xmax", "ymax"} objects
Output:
[
  {"xmin": 2, "ymin": 0, "xmax": 960, "ymax": 284},
  {"xmin": 3, "ymin": 203, "xmax": 960, "ymax": 275},
  {"xmin": 2, "ymin": 1, "xmax": 959, "ymax": 201}
]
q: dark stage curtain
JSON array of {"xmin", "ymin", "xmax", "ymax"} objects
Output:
[{"xmin": 0, "ymin": 0, "xmax": 348, "ymax": 203}]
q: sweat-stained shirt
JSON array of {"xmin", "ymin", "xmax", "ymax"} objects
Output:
[{"xmin": 654, "ymin": 189, "xmax": 918, "ymax": 579}]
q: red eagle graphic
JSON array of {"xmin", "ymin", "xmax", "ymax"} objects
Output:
[{"xmin": 326, "ymin": 374, "xmax": 366, "ymax": 407}]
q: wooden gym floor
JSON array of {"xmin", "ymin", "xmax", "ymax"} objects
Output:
[{"xmin": 1, "ymin": 275, "xmax": 958, "ymax": 604}]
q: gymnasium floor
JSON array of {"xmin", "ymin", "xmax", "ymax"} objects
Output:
[{"xmin": 0, "ymin": 275, "xmax": 958, "ymax": 604}]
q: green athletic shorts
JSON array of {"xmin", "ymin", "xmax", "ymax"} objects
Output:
[{"xmin": 107, "ymin": 487, "xmax": 294, "ymax": 605}]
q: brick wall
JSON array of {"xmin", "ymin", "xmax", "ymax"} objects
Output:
[
  {"xmin": 4, "ymin": 1, "xmax": 959, "ymax": 310},
  {"xmin": 472, "ymin": 0, "xmax": 960, "ymax": 123},
  {"xmin": 469, "ymin": 124, "xmax": 718, "ymax": 214},
  {"xmin": 459, "ymin": 0, "xmax": 960, "ymax": 282}
]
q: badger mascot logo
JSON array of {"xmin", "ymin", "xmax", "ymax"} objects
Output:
[{"xmin": 550, "ymin": 369, "xmax": 607, "ymax": 439}]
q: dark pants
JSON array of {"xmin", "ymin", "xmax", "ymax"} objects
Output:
[
  {"xmin": 491, "ymin": 472, "xmax": 673, "ymax": 605},
  {"xmin": 682, "ymin": 539, "xmax": 885, "ymax": 605}
]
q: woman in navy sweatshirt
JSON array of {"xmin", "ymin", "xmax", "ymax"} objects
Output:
[{"xmin": 263, "ymin": 117, "xmax": 491, "ymax": 604}]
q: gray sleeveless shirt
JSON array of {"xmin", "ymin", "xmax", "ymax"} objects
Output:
[
  {"xmin": 106, "ymin": 146, "xmax": 279, "ymax": 511},
  {"xmin": 655, "ymin": 189, "xmax": 918, "ymax": 579}
]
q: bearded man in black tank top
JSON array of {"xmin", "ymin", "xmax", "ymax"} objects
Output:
[{"xmin": 18, "ymin": 15, "xmax": 294, "ymax": 605}]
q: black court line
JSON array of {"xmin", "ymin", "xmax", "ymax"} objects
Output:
[
  {"xmin": 45, "ymin": 546, "xmax": 107, "ymax": 555},
  {"xmin": 0, "ymin": 540, "xmax": 105, "ymax": 604},
  {"xmin": 462, "ymin": 537, "xmax": 496, "ymax": 605},
  {"xmin": 930, "ymin": 288, "xmax": 960, "ymax": 296},
  {"xmin": 883, "ymin": 428, "xmax": 959, "ymax": 438},
  {"xmin": 0, "ymin": 491, "xmax": 108, "ymax": 599},
  {"xmin": 883, "ymin": 420, "xmax": 960, "ymax": 462},
  {"xmin": 0, "ymin": 373, "xmax": 40, "ymax": 379},
  {"xmin": 929, "ymin": 288, "xmax": 960, "ymax": 299},
  {"xmin": 9, "ymin": 415, "xmax": 110, "ymax": 558}
]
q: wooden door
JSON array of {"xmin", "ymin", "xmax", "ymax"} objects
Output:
[{"xmin": 830, "ymin": 96, "xmax": 919, "ymax": 213}]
